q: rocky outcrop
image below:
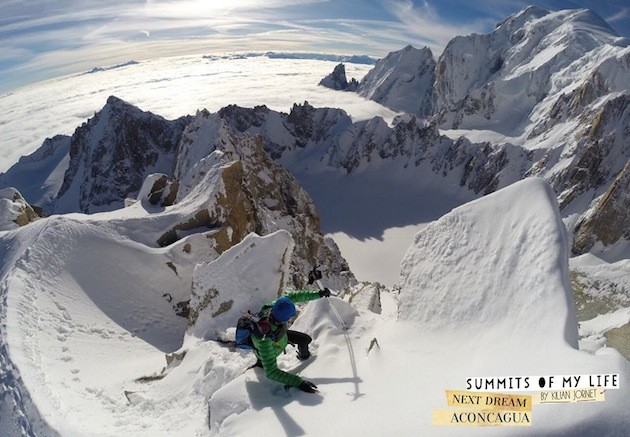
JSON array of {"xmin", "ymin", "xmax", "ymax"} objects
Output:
[
  {"xmin": 346, "ymin": 282, "xmax": 383, "ymax": 314},
  {"xmin": 137, "ymin": 174, "xmax": 179, "ymax": 207},
  {"xmin": 540, "ymin": 94, "xmax": 630, "ymax": 211},
  {"xmin": 0, "ymin": 187, "xmax": 40, "ymax": 230},
  {"xmin": 165, "ymin": 110, "xmax": 356, "ymax": 289},
  {"xmin": 187, "ymin": 231, "xmax": 293, "ymax": 338},
  {"xmin": 319, "ymin": 63, "xmax": 358, "ymax": 91},
  {"xmin": 573, "ymin": 161, "xmax": 630, "ymax": 254}
]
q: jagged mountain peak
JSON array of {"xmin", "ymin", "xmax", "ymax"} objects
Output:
[
  {"xmin": 495, "ymin": 5, "xmax": 550, "ymax": 31},
  {"xmin": 433, "ymin": 5, "xmax": 627, "ymax": 133},
  {"xmin": 382, "ymin": 44, "xmax": 433, "ymax": 65},
  {"xmin": 217, "ymin": 104, "xmax": 271, "ymax": 132},
  {"xmin": 54, "ymin": 97, "xmax": 191, "ymax": 213},
  {"xmin": 167, "ymin": 107, "xmax": 356, "ymax": 289},
  {"xmin": 102, "ymin": 95, "xmax": 151, "ymax": 117},
  {"xmin": 318, "ymin": 63, "xmax": 358, "ymax": 91},
  {"xmin": 105, "ymin": 94, "xmax": 129, "ymax": 106},
  {"xmin": 358, "ymin": 44, "xmax": 435, "ymax": 116}
]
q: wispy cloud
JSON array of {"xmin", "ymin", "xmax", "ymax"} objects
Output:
[
  {"xmin": 382, "ymin": 0, "xmax": 490, "ymax": 51},
  {"xmin": 0, "ymin": 1, "xmax": 337, "ymax": 91},
  {"xmin": 605, "ymin": 7, "xmax": 629, "ymax": 23},
  {"xmin": 3, "ymin": 0, "xmax": 627, "ymax": 92}
]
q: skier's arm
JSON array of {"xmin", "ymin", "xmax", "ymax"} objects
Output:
[
  {"xmin": 282, "ymin": 290, "xmax": 321, "ymax": 304},
  {"xmin": 252, "ymin": 336, "xmax": 303, "ymax": 387}
]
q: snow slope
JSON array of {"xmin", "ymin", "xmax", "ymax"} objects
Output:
[
  {"xmin": 358, "ymin": 45, "xmax": 435, "ymax": 117},
  {"xmin": 207, "ymin": 178, "xmax": 629, "ymax": 436},
  {"xmin": 1, "ymin": 174, "xmax": 628, "ymax": 436},
  {"xmin": 0, "ymin": 216, "xmax": 195, "ymax": 435}
]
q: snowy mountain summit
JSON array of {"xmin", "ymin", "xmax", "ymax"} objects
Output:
[
  {"xmin": 321, "ymin": 45, "xmax": 436, "ymax": 116},
  {"xmin": 434, "ymin": 6, "xmax": 627, "ymax": 132},
  {"xmin": 319, "ymin": 5, "xmax": 629, "ymax": 256},
  {"xmin": 0, "ymin": 5, "xmax": 629, "ymax": 436}
]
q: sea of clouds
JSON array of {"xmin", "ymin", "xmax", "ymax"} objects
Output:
[{"xmin": 0, "ymin": 54, "xmax": 397, "ymax": 173}]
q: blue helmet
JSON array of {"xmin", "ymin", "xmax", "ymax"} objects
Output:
[{"xmin": 272, "ymin": 296, "xmax": 296, "ymax": 322}]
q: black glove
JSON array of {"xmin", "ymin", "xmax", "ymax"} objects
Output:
[
  {"xmin": 298, "ymin": 380, "xmax": 318, "ymax": 393},
  {"xmin": 318, "ymin": 288, "xmax": 331, "ymax": 298},
  {"xmin": 308, "ymin": 269, "xmax": 322, "ymax": 285}
]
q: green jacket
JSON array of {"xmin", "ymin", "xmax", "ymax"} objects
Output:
[{"xmin": 251, "ymin": 290, "xmax": 320, "ymax": 387}]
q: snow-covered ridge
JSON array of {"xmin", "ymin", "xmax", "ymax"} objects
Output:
[{"xmin": 2, "ymin": 90, "xmax": 627, "ymax": 256}]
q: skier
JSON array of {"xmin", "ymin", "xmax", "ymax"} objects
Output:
[{"xmin": 250, "ymin": 288, "xmax": 331, "ymax": 393}]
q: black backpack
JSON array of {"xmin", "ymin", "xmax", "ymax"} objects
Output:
[
  {"xmin": 234, "ymin": 307, "xmax": 285, "ymax": 349},
  {"xmin": 235, "ymin": 311, "xmax": 260, "ymax": 349}
]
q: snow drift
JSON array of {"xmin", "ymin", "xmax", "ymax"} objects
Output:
[
  {"xmin": 398, "ymin": 178, "xmax": 578, "ymax": 347},
  {"xmin": 188, "ymin": 230, "xmax": 294, "ymax": 341}
]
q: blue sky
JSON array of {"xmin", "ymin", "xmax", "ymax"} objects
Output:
[{"xmin": 1, "ymin": 0, "xmax": 628, "ymax": 93}]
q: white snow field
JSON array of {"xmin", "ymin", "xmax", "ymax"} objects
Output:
[{"xmin": 2, "ymin": 178, "xmax": 627, "ymax": 436}]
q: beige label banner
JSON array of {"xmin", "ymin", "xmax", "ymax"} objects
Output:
[
  {"xmin": 432, "ymin": 409, "xmax": 532, "ymax": 426},
  {"xmin": 446, "ymin": 390, "xmax": 532, "ymax": 411},
  {"xmin": 532, "ymin": 388, "xmax": 605, "ymax": 404}
]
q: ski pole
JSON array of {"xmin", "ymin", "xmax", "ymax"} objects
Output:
[{"xmin": 316, "ymin": 278, "xmax": 349, "ymax": 331}]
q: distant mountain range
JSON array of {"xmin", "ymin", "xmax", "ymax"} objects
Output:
[
  {"xmin": 202, "ymin": 51, "xmax": 377, "ymax": 64},
  {"xmin": 1, "ymin": 6, "xmax": 628, "ymax": 259},
  {"xmin": 320, "ymin": 5, "xmax": 629, "ymax": 255}
]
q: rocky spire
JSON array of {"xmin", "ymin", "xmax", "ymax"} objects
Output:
[{"xmin": 319, "ymin": 63, "xmax": 359, "ymax": 91}]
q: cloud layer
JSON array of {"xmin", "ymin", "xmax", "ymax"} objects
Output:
[
  {"xmin": 3, "ymin": 1, "xmax": 628, "ymax": 93},
  {"xmin": 0, "ymin": 55, "xmax": 397, "ymax": 172},
  {"xmin": 0, "ymin": 0, "xmax": 488, "ymax": 92}
]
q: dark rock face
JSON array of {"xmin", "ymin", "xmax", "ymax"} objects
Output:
[
  {"xmin": 56, "ymin": 96, "xmax": 191, "ymax": 213},
  {"xmin": 544, "ymin": 94, "xmax": 630, "ymax": 210},
  {"xmin": 573, "ymin": 161, "xmax": 630, "ymax": 254},
  {"xmin": 218, "ymin": 104, "xmax": 269, "ymax": 133},
  {"xmin": 140, "ymin": 174, "xmax": 179, "ymax": 207},
  {"xmin": 287, "ymin": 101, "xmax": 316, "ymax": 146},
  {"xmin": 319, "ymin": 63, "xmax": 359, "ymax": 91}
]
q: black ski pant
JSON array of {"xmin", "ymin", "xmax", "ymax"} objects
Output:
[
  {"xmin": 253, "ymin": 330, "xmax": 313, "ymax": 367},
  {"xmin": 287, "ymin": 330, "xmax": 312, "ymax": 357}
]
